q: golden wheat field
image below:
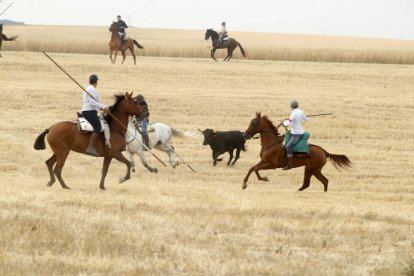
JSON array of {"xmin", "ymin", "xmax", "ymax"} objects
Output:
[{"xmin": 0, "ymin": 26, "xmax": 414, "ymax": 275}]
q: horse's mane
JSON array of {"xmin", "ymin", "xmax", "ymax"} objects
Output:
[
  {"xmin": 104, "ymin": 93, "xmax": 127, "ymax": 122},
  {"xmin": 262, "ymin": 115, "xmax": 281, "ymax": 136},
  {"xmin": 207, "ymin": 28, "xmax": 219, "ymax": 38}
]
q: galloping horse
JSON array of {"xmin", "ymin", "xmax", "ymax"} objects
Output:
[
  {"xmin": 125, "ymin": 117, "xmax": 185, "ymax": 173},
  {"xmin": 0, "ymin": 23, "xmax": 17, "ymax": 57},
  {"xmin": 34, "ymin": 92, "xmax": 146, "ymax": 190},
  {"xmin": 243, "ymin": 113, "xmax": 351, "ymax": 191},
  {"xmin": 204, "ymin": 28, "xmax": 246, "ymax": 62},
  {"xmin": 108, "ymin": 22, "xmax": 144, "ymax": 65}
]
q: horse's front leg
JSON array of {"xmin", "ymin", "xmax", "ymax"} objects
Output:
[
  {"xmin": 254, "ymin": 162, "xmax": 277, "ymax": 182},
  {"xmin": 211, "ymin": 48, "xmax": 217, "ymax": 61},
  {"xmin": 129, "ymin": 152, "xmax": 136, "ymax": 173},
  {"xmin": 121, "ymin": 50, "xmax": 126, "ymax": 64},
  {"xmin": 137, "ymin": 148, "xmax": 158, "ymax": 173},
  {"xmin": 112, "ymin": 152, "xmax": 131, "ymax": 183},
  {"xmin": 113, "ymin": 50, "xmax": 118, "ymax": 63},
  {"xmin": 99, "ymin": 156, "xmax": 112, "ymax": 190},
  {"xmin": 243, "ymin": 161, "xmax": 264, "ymax": 189}
]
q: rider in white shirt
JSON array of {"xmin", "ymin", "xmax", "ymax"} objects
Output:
[
  {"xmin": 282, "ymin": 100, "xmax": 308, "ymax": 170},
  {"xmin": 218, "ymin": 21, "xmax": 228, "ymax": 46}
]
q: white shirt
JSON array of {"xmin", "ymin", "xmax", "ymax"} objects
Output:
[
  {"xmin": 81, "ymin": 85, "xmax": 105, "ymax": 112},
  {"xmin": 288, "ymin": 108, "xmax": 308, "ymax": 134}
]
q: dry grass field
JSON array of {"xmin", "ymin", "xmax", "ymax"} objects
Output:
[
  {"xmin": 0, "ymin": 26, "xmax": 414, "ymax": 275},
  {"xmin": 3, "ymin": 25, "xmax": 414, "ymax": 63}
]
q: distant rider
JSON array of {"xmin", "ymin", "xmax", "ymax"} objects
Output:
[
  {"xmin": 136, "ymin": 94, "xmax": 151, "ymax": 150},
  {"xmin": 117, "ymin": 15, "xmax": 128, "ymax": 46},
  {"xmin": 81, "ymin": 74, "xmax": 109, "ymax": 157},
  {"xmin": 218, "ymin": 21, "xmax": 228, "ymax": 46},
  {"xmin": 282, "ymin": 100, "xmax": 308, "ymax": 170}
]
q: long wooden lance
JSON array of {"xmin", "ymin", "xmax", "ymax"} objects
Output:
[
  {"xmin": 41, "ymin": 50, "xmax": 167, "ymax": 167},
  {"xmin": 0, "ymin": 2, "xmax": 13, "ymax": 17},
  {"xmin": 173, "ymin": 151, "xmax": 196, "ymax": 173}
]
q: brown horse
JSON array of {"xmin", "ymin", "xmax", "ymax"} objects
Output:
[
  {"xmin": 243, "ymin": 113, "xmax": 351, "ymax": 191},
  {"xmin": 34, "ymin": 92, "xmax": 146, "ymax": 190},
  {"xmin": 204, "ymin": 28, "xmax": 246, "ymax": 62},
  {"xmin": 0, "ymin": 23, "xmax": 17, "ymax": 57},
  {"xmin": 108, "ymin": 22, "xmax": 144, "ymax": 65}
]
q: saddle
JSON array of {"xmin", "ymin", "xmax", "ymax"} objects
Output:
[
  {"xmin": 283, "ymin": 131, "xmax": 310, "ymax": 155},
  {"xmin": 76, "ymin": 112, "xmax": 106, "ymax": 133}
]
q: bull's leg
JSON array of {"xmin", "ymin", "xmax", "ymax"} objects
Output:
[
  {"xmin": 231, "ymin": 147, "xmax": 242, "ymax": 166},
  {"xmin": 227, "ymin": 150, "xmax": 234, "ymax": 166},
  {"xmin": 212, "ymin": 151, "xmax": 223, "ymax": 166}
]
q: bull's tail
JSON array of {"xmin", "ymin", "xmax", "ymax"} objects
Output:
[
  {"xmin": 34, "ymin": 129, "xmax": 49, "ymax": 150},
  {"xmin": 237, "ymin": 42, "xmax": 246, "ymax": 58},
  {"xmin": 133, "ymin": 39, "xmax": 144, "ymax": 49},
  {"xmin": 1, "ymin": 34, "xmax": 18, "ymax": 41},
  {"xmin": 171, "ymin": 128, "xmax": 185, "ymax": 138},
  {"xmin": 325, "ymin": 150, "xmax": 352, "ymax": 170}
]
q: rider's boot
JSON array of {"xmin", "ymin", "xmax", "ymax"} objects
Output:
[
  {"xmin": 85, "ymin": 132, "xmax": 99, "ymax": 157},
  {"xmin": 282, "ymin": 156, "xmax": 293, "ymax": 170}
]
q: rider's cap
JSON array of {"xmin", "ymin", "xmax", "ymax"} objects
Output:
[
  {"xmin": 221, "ymin": 21, "xmax": 226, "ymax": 25},
  {"xmin": 89, "ymin": 74, "xmax": 98, "ymax": 84},
  {"xmin": 290, "ymin": 100, "xmax": 299, "ymax": 108}
]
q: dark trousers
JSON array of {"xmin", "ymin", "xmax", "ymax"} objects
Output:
[{"xmin": 82, "ymin": 110, "xmax": 102, "ymax": 134}]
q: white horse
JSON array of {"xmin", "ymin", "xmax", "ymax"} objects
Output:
[{"xmin": 125, "ymin": 118, "xmax": 184, "ymax": 173}]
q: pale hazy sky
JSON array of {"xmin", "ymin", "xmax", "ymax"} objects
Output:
[{"xmin": 3, "ymin": 0, "xmax": 413, "ymax": 40}]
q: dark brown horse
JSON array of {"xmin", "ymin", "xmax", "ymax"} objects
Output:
[
  {"xmin": 34, "ymin": 92, "xmax": 146, "ymax": 190},
  {"xmin": 204, "ymin": 28, "xmax": 246, "ymax": 62},
  {"xmin": 0, "ymin": 23, "xmax": 17, "ymax": 57},
  {"xmin": 108, "ymin": 22, "xmax": 144, "ymax": 65},
  {"xmin": 243, "ymin": 113, "xmax": 351, "ymax": 191}
]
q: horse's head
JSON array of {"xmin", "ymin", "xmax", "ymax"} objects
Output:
[
  {"xmin": 205, "ymin": 28, "xmax": 218, "ymax": 40},
  {"xmin": 110, "ymin": 92, "xmax": 145, "ymax": 118},
  {"xmin": 245, "ymin": 112, "xmax": 280, "ymax": 139},
  {"xmin": 109, "ymin": 21, "xmax": 117, "ymax": 32}
]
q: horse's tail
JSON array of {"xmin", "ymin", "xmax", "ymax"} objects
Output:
[
  {"xmin": 133, "ymin": 39, "xmax": 144, "ymax": 49},
  {"xmin": 237, "ymin": 42, "xmax": 246, "ymax": 58},
  {"xmin": 34, "ymin": 129, "xmax": 49, "ymax": 150},
  {"xmin": 324, "ymin": 150, "xmax": 352, "ymax": 170},
  {"xmin": 1, "ymin": 34, "xmax": 18, "ymax": 41},
  {"xmin": 171, "ymin": 128, "xmax": 185, "ymax": 138}
]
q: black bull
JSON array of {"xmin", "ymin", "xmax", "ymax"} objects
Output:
[{"xmin": 199, "ymin": 128, "xmax": 246, "ymax": 166}]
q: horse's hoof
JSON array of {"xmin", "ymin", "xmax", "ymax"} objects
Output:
[
  {"xmin": 119, "ymin": 177, "xmax": 125, "ymax": 184},
  {"xmin": 153, "ymin": 168, "xmax": 158, "ymax": 173},
  {"xmin": 242, "ymin": 183, "xmax": 247, "ymax": 190},
  {"xmin": 262, "ymin": 177, "xmax": 269, "ymax": 182},
  {"xmin": 132, "ymin": 168, "xmax": 135, "ymax": 173},
  {"xmin": 100, "ymin": 186, "xmax": 106, "ymax": 190},
  {"xmin": 46, "ymin": 181, "xmax": 55, "ymax": 187},
  {"xmin": 62, "ymin": 186, "xmax": 70, "ymax": 190}
]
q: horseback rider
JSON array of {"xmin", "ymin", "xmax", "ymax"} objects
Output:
[
  {"xmin": 136, "ymin": 94, "xmax": 151, "ymax": 150},
  {"xmin": 218, "ymin": 21, "xmax": 228, "ymax": 46},
  {"xmin": 81, "ymin": 74, "xmax": 109, "ymax": 157},
  {"xmin": 116, "ymin": 15, "xmax": 128, "ymax": 46},
  {"xmin": 282, "ymin": 100, "xmax": 309, "ymax": 170}
]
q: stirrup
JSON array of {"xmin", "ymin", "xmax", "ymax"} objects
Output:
[{"xmin": 282, "ymin": 164, "xmax": 293, "ymax": 170}]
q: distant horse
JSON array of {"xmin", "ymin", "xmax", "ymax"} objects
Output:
[
  {"xmin": 108, "ymin": 21, "xmax": 144, "ymax": 65},
  {"xmin": 34, "ymin": 92, "xmax": 146, "ymax": 190},
  {"xmin": 126, "ymin": 117, "xmax": 185, "ymax": 173},
  {"xmin": 243, "ymin": 113, "xmax": 351, "ymax": 191},
  {"xmin": 0, "ymin": 23, "xmax": 17, "ymax": 57},
  {"xmin": 204, "ymin": 28, "xmax": 246, "ymax": 62}
]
